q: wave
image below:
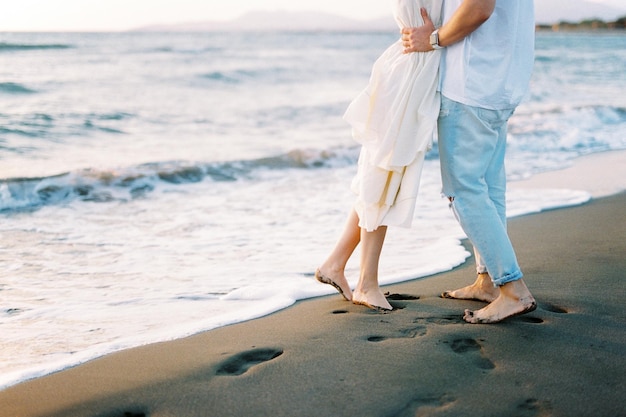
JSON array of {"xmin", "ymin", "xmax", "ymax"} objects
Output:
[
  {"xmin": 0, "ymin": 42, "xmax": 73, "ymax": 52},
  {"xmin": 0, "ymin": 127, "xmax": 40, "ymax": 138},
  {"xmin": 201, "ymin": 71, "xmax": 241, "ymax": 84},
  {"xmin": 0, "ymin": 111, "xmax": 134, "ymax": 142},
  {"xmin": 137, "ymin": 45, "xmax": 224, "ymax": 54},
  {"xmin": 199, "ymin": 67, "xmax": 290, "ymax": 84},
  {"xmin": 0, "ymin": 82, "xmax": 36, "ymax": 94},
  {"xmin": 0, "ymin": 148, "xmax": 357, "ymax": 213}
]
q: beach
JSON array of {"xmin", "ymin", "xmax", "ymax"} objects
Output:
[
  {"xmin": 1, "ymin": 152, "xmax": 624, "ymax": 417},
  {"xmin": 1, "ymin": 30, "xmax": 625, "ymax": 391}
]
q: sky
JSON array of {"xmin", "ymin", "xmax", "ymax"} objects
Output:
[{"xmin": 1, "ymin": 0, "xmax": 624, "ymax": 32}]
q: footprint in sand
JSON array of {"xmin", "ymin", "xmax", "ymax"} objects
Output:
[
  {"xmin": 216, "ymin": 348, "xmax": 283, "ymax": 376},
  {"xmin": 540, "ymin": 302, "xmax": 568, "ymax": 314},
  {"xmin": 514, "ymin": 397, "xmax": 553, "ymax": 416},
  {"xmin": 367, "ymin": 336, "xmax": 388, "ymax": 342},
  {"xmin": 385, "ymin": 293, "xmax": 420, "ymax": 311},
  {"xmin": 366, "ymin": 325, "xmax": 427, "ymax": 342},
  {"xmin": 448, "ymin": 338, "xmax": 495, "ymax": 370},
  {"xmin": 519, "ymin": 316, "xmax": 544, "ymax": 324},
  {"xmin": 99, "ymin": 410, "xmax": 147, "ymax": 417},
  {"xmin": 414, "ymin": 315, "xmax": 460, "ymax": 325},
  {"xmin": 399, "ymin": 326, "xmax": 428, "ymax": 338},
  {"xmin": 385, "ymin": 293, "xmax": 420, "ymax": 301},
  {"xmin": 394, "ymin": 394, "xmax": 455, "ymax": 417}
]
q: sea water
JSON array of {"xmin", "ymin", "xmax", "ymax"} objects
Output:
[{"xmin": 0, "ymin": 31, "xmax": 624, "ymax": 390}]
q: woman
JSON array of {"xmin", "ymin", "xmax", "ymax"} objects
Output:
[{"xmin": 316, "ymin": 0, "xmax": 443, "ymax": 310}]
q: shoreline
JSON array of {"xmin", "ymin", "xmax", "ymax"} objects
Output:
[
  {"xmin": 1, "ymin": 150, "xmax": 625, "ymax": 416},
  {"xmin": 509, "ymin": 149, "xmax": 626, "ymax": 199}
]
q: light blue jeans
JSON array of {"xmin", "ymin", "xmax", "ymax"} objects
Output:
[{"xmin": 438, "ymin": 96, "xmax": 523, "ymax": 287}]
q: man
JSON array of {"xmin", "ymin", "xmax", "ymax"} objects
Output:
[{"xmin": 401, "ymin": 0, "xmax": 537, "ymax": 323}]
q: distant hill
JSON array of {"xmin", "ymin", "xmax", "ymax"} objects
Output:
[
  {"xmin": 534, "ymin": 0, "xmax": 625, "ymax": 24},
  {"xmin": 134, "ymin": 1, "xmax": 625, "ymax": 32},
  {"xmin": 136, "ymin": 11, "xmax": 395, "ymax": 32}
]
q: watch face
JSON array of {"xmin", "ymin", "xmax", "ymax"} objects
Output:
[{"xmin": 430, "ymin": 30, "xmax": 442, "ymax": 49}]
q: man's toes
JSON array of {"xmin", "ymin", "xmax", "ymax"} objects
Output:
[{"xmin": 463, "ymin": 309, "xmax": 475, "ymax": 322}]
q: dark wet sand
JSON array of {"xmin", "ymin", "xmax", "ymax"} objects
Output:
[{"xmin": 1, "ymin": 193, "xmax": 625, "ymax": 417}]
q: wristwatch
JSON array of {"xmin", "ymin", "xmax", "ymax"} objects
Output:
[{"xmin": 430, "ymin": 29, "xmax": 444, "ymax": 50}]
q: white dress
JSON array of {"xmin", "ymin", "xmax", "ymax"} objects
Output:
[{"xmin": 344, "ymin": 0, "xmax": 443, "ymax": 232}]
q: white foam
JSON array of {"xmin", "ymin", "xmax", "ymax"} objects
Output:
[{"xmin": 1, "ymin": 154, "xmax": 617, "ymax": 391}]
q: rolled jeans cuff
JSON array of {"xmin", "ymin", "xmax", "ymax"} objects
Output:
[{"xmin": 491, "ymin": 270, "xmax": 524, "ymax": 287}]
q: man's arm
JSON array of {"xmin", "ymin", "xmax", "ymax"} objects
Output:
[{"xmin": 402, "ymin": 0, "xmax": 496, "ymax": 53}]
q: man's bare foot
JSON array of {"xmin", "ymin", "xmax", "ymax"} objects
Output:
[
  {"xmin": 315, "ymin": 268, "xmax": 352, "ymax": 301},
  {"xmin": 463, "ymin": 279, "xmax": 536, "ymax": 324},
  {"xmin": 352, "ymin": 288, "xmax": 392, "ymax": 311},
  {"xmin": 441, "ymin": 273, "xmax": 499, "ymax": 303}
]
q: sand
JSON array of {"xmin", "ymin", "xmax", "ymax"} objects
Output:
[
  {"xmin": 510, "ymin": 149, "xmax": 626, "ymax": 198},
  {"xmin": 1, "ymin": 152, "xmax": 625, "ymax": 417}
]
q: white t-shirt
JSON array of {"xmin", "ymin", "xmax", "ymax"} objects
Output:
[{"xmin": 440, "ymin": 0, "xmax": 535, "ymax": 110}]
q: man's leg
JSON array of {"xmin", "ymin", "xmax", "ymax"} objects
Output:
[
  {"xmin": 438, "ymin": 96, "xmax": 535, "ymax": 323},
  {"xmin": 441, "ymin": 104, "xmax": 508, "ymax": 303}
]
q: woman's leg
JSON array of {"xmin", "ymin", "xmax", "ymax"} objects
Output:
[
  {"xmin": 352, "ymin": 225, "xmax": 392, "ymax": 311},
  {"xmin": 316, "ymin": 209, "xmax": 360, "ymax": 301}
]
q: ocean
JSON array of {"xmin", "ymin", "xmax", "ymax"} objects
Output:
[{"xmin": 1, "ymin": 30, "xmax": 624, "ymax": 390}]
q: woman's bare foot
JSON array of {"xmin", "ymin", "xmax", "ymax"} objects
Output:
[
  {"xmin": 441, "ymin": 273, "xmax": 499, "ymax": 303},
  {"xmin": 315, "ymin": 268, "xmax": 352, "ymax": 301},
  {"xmin": 352, "ymin": 287, "xmax": 392, "ymax": 311},
  {"xmin": 463, "ymin": 279, "xmax": 536, "ymax": 324}
]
